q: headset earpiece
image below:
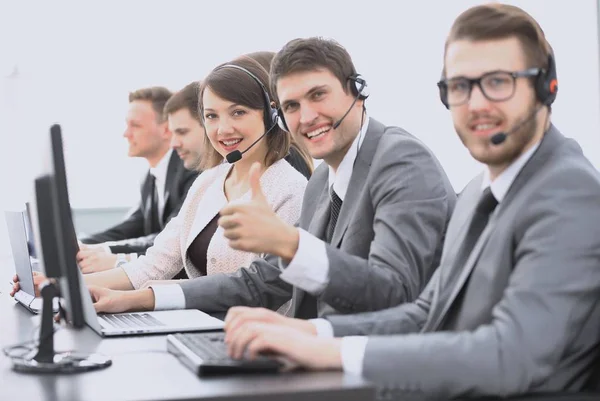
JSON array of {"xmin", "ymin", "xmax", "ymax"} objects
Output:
[
  {"xmin": 349, "ymin": 74, "xmax": 370, "ymax": 100},
  {"xmin": 437, "ymin": 78, "xmax": 450, "ymax": 109},
  {"xmin": 276, "ymin": 108, "xmax": 289, "ymax": 132},
  {"xmin": 535, "ymin": 53, "xmax": 558, "ymax": 106}
]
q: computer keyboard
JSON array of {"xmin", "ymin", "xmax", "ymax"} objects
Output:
[
  {"xmin": 99, "ymin": 313, "xmax": 164, "ymax": 328},
  {"xmin": 167, "ymin": 332, "xmax": 282, "ymax": 376}
]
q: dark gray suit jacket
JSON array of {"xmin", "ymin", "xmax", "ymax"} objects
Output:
[
  {"xmin": 179, "ymin": 118, "xmax": 456, "ymax": 318},
  {"xmin": 327, "ymin": 126, "xmax": 600, "ymax": 399},
  {"xmin": 82, "ymin": 151, "xmax": 198, "ymax": 255}
]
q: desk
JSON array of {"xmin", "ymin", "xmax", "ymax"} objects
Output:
[{"xmin": 0, "ymin": 293, "xmax": 374, "ymax": 401}]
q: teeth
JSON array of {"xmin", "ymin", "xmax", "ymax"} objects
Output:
[
  {"xmin": 222, "ymin": 139, "xmax": 242, "ymax": 146},
  {"xmin": 474, "ymin": 124, "xmax": 496, "ymax": 131},
  {"xmin": 307, "ymin": 127, "xmax": 330, "ymax": 139}
]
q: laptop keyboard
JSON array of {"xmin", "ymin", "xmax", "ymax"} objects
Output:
[
  {"xmin": 100, "ymin": 313, "xmax": 165, "ymax": 328},
  {"xmin": 168, "ymin": 332, "xmax": 282, "ymax": 376}
]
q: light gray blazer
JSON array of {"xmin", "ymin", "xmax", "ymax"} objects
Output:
[
  {"xmin": 327, "ymin": 126, "xmax": 600, "ymax": 399},
  {"xmin": 179, "ymin": 118, "xmax": 456, "ymax": 318}
]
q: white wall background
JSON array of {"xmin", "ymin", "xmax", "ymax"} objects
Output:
[{"xmin": 0, "ymin": 0, "xmax": 599, "ymax": 258}]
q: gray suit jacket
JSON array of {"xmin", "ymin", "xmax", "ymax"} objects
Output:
[
  {"xmin": 327, "ymin": 125, "xmax": 600, "ymax": 399},
  {"xmin": 179, "ymin": 118, "xmax": 456, "ymax": 318}
]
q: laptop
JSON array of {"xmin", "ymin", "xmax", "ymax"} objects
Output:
[
  {"xmin": 5, "ymin": 209, "xmax": 58, "ymax": 314},
  {"xmin": 74, "ymin": 267, "xmax": 224, "ymax": 337}
]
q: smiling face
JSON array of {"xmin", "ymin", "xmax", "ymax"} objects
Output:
[
  {"xmin": 276, "ymin": 68, "xmax": 363, "ymax": 170},
  {"xmin": 201, "ymin": 87, "xmax": 268, "ymax": 165},
  {"xmin": 445, "ymin": 36, "xmax": 545, "ymax": 173}
]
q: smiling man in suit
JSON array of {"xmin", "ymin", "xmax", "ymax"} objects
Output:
[
  {"xmin": 223, "ymin": 4, "xmax": 600, "ymax": 399},
  {"xmin": 77, "ymin": 87, "xmax": 198, "ymax": 273},
  {"xmin": 87, "ymin": 38, "xmax": 456, "ymax": 319}
]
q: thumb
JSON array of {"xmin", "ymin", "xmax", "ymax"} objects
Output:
[{"xmin": 249, "ymin": 162, "xmax": 266, "ymax": 202}]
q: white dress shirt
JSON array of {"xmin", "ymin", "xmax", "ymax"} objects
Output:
[
  {"xmin": 311, "ymin": 138, "xmax": 542, "ymax": 376},
  {"xmin": 150, "ymin": 148, "xmax": 173, "ymax": 223},
  {"xmin": 278, "ymin": 116, "xmax": 370, "ymax": 294},
  {"xmin": 102, "ymin": 149, "xmax": 173, "ymax": 261}
]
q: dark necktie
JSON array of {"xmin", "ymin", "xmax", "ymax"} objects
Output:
[
  {"xmin": 325, "ymin": 187, "xmax": 343, "ymax": 244},
  {"xmin": 299, "ymin": 186, "xmax": 344, "ymax": 319},
  {"xmin": 454, "ymin": 187, "xmax": 498, "ymax": 269},
  {"xmin": 429, "ymin": 187, "xmax": 498, "ymax": 328},
  {"xmin": 149, "ymin": 174, "xmax": 161, "ymax": 232}
]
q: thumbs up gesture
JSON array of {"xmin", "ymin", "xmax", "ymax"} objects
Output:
[{"xmin": 219, "ymin": 162, "xmax": 299, "ymax": 260}]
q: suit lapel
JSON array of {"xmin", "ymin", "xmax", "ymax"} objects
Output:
[
  {"xmin": 307, "ymin": 180, "xmax": 331, "ymax": 239},
  {"xmin": 293, "ymin": 178, "xmax": 330, "ymax": 316},
  {"xmin": 430, "ymin": 215, "xmax": 499, "ymax": 330},
  {"xmin": 184, "ymin": 167, "xmax": 229, "ymax": 251},
  {"xmin": 422, "ymin": 179, "xmax": 482, "ymax": 331},
  {"xmin": 428, "ymin": 126, "xmax": 563, "ymax": 330},
  {"xmin": 331, "ymin": 119, "xmax": 385, "ymax": 247}
]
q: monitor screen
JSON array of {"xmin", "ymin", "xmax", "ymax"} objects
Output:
[{"xmin": 29, "ymin": 124, "xmax": 85, "ymax": 328}]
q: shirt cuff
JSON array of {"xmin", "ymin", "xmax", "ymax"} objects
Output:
[
  {"xmin": 101, "ymin": 243, "xmax": 112, "ymax": 254},
  {"xmin": 279, "ymin": 228, "xmax": 329, "ymax": 295},
  {"xmin": 341, "ymin": 336, "xmax": 369, "ymax": 376},
  {"xmin": 149, "ymin": 284, "xmax": 186, "ymax": 311},
  {"xmin": 310, "ymin": 318, "xmax": 334, "ymax": 338}
]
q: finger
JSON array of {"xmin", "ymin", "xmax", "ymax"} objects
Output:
[
  {"xmin": 228, "ymin": 323, "xmax": 260, "ymax": 360},
  {"xmin": 226, "ymin": 308, "xmax": 271, "ymax": 338},
  {"xmin": 227, "ymin": 239, "xmax": 247, "ymax": 252},
  {"xmin": 218, "ymin": 215, "xmax": 240, "ymax": 230},
  {"xmin": 13, "ymin": 274, "xmax": 18, "ymax": 283},
  {"xmin": 249, "ymin": 162, "xmax": 266, "ymax": 203},
  {"xmin": 224, "ymin": 306, "xmax": 252, "ymax": 328},
  {"xmin": 246, "ymin": 335, "xmax": 275, "ymax": 360},
  {"xmin": 222, "ymin": 228, "xmax": 242, "ymax": 241},
  {"xmin": 219, "ymin": 203, "xmax": 238, "ymax": 217},
  {"xmin": 10, "ymin": 282, "xmax": 20, "ymax": 297}
]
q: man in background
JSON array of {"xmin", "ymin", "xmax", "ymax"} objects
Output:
[{"xmin": 78, "ymin": 87, "xmax": 198, "ymax": 273}]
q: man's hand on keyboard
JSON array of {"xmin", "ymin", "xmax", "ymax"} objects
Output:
[
  {"xmin": 224, "ymin": 306, "xmax": 317, "ymax": 336},
  {"xmin": 10, "ymin": 272, "xmax": 47, "ymax": 297},
  {"xmin": 224, "ymin": 321, "xmax": 343, "ymax": 371}
]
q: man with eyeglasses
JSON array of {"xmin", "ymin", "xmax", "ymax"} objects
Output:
[{"xmin": 221, "ymin": 4, "xmax": 600, "ymax": 399}]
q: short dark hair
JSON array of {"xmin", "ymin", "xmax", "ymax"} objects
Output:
[
  {"xmin": 198, "ymin": 57, "xmax": 290, "ymax": 170},
  {"xmin": 242, "ymin": 51, "xmax": 275, "ymax": 72},
  {"xmin": 164, "ymin": 81, "xmax": 201, "ymax": 122},
  {"xmin": 128, "ymin": 86, "xmax": 173, "ymax": 122},
  {"xmin": 270, "ymin": 37, "xmax": 357, "ymax": 103},
  {"xmin": 445, "ymin": 4, "xmax": 552, "ymax": 73}
]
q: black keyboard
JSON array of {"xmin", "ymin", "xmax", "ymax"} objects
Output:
[{"xmin": 166, "ymin": 332, "xmax": 282, "ymax": 376}]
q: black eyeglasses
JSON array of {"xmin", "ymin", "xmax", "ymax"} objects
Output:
[{"xmin": 438, "ymin": 68, "xmax": 541, "ymax": 106}]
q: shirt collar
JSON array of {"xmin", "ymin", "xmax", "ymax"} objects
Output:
[
  {"xmin": 150, "ymin": 148, "xmax": 173, "ymax": 184},
  {"xmin": 328, "ymin": 115, "xmax": 370, "ymax": 201},
  {"xmin": 481, "ymin": 139, "xmax": 541, "ymax": 202}
]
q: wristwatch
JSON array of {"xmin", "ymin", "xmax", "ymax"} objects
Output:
[{"xmin": 115, "ymin": 253, "xmax": 128, "ymax": 268}]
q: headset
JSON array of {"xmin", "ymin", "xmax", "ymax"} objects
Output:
[
  {"xmin": 205, "ymin": 64, "xmax": 281, "ymax": 163},
  {"xmin": 205, "ymin": 64, "xmax": 279, "ymax": 131},
  {"xmin": 277, "ymin": 73, "xmax": 370, "ymax": 132},
  {"xmin": 438, "ymin": 53, "xmax": 558, "ymax": 109}
]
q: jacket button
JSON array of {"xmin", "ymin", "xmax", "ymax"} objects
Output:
[{"xmin": 210, "ymin": 258, "xmax": 216, "ymax": 264}]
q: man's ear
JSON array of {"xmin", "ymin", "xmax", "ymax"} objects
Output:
[{"xmin": 160, "ymin": 120, "xmax": 172, "ymax": 140}]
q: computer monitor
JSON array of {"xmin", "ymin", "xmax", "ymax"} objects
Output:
[
  {"xmin": 10, "ymin": 124, "xmax": 111, "ymax": 373},
  {"xmin": 47, "ymin": 124, "xmax": 85, "ymax": 328},
  {"xmin": 29, "ymin": 124, "xmax": 84, "ymax": 327}
]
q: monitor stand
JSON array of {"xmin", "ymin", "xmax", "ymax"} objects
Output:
[{"xmin": 11, "ymin": 281, "xmax": 112, "ymax": 373}]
